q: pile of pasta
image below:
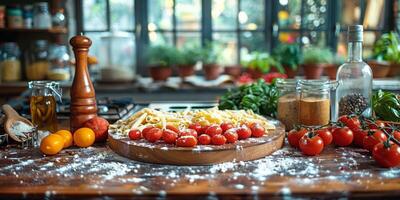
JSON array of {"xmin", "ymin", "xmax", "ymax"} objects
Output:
[{"xmin": 109, "ymin": 107, "xmax": 275, "ymax": 136}]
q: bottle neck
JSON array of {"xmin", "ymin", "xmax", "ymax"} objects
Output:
[{"xmin": 348, "ymin": 41, "xmax": 362, "ymax": 62}]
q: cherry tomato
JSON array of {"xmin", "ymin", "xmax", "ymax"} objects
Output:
[
  {"xmin": 162, "ymin": 129, "xmax": 178, "ymax": 144},
  {"xmin": 145, "ymin": 127, "xmax": 163, "ymax": 143},
  {"xmin": 372, "ymin": 142, "xmax": 400, "ymax": 168},
  {"xmin": 299, "ymin": 134, "xmax": 324, "ymax": 156},
  {"xmin": 237, "ymin": 125, "xmax": 252, "ymax": 140},
  {"xmin": 332, "ymin": 127, "xmax": 353, "ymax": 147},
  {"xmin": 223, "ymin": 129, "xmax": 238, "ymax": 143},
  {"xmin": 363, "ymin": 130, "xmax": 387, "ymax": 152},
  {"xmin": 199, "ymin": 125, "xmax": 209, "ymax": 135},
  {"xmin": 250, "ymin": 123, "xmax": 265, "ymax": 138},
  {"xmin": 198, "ymin": 134, "xmax": 211, "ymax": 145},
  {"xmin": 287, "ymin": 128, "xmax": 308, "ymax": 148},
  {"xmin": 180, "ymin": 129, "xmax": 198, "ymax": 138},
  {"xmin": 338, "ymin": 115, "xmax": 349, "ymax": 124},
  {"xmin": 128, "ymin": 129, "xmax": 141, "ymax": 140},
  {"xmin": 342, "ymin": 116, "xmax": 361, "ymax": 131},
  {"xmin": 166, "ymin": 124, "xmax": 179, "ymax": 133},
  {"xmin": 188, "ymin": 123, "xmax": 202, "ymax": 134},
  {"xmin": 393, "ymin": 130, "xmax": 400, "ymax": 141},
  {"xmin": 315, "ymin": 128, "xmax": 332, "ymax": 146},
  {"xmin": 220, "ymin": 122, "xmax": 234, "ymax": 133},
  {"xmin": 176, "ymin": 136, "xmax": 197, "ymax": 147},
  {"xmin": 211, "ymin": 134, "xmax": 227, "ymax": 145},
  {"xmin": 368, "ymin": 120, "xmax": 386, "ymax": 130},
  {"xmin": 142, "ymin": 126, "xmax": 155, "ymax": 139},
  {"xmin": 353, "ymin": 129, "xmax": 368, "ymax": 147},
  {"xmin": 205, "ymin": 125, "xmax": 223, "ymax": 137}
]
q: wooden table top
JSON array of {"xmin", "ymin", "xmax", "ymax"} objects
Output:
[{"xmin": 0, "ymin": 142, "xmax": 400, "ymax": 199}]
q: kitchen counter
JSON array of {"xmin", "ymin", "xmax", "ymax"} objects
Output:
[{"xmin": 0, "ymin": 142, "xmax": 400, "ymax": 199}]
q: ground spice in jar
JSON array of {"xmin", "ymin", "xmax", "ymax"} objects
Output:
[
  {"xmin": 339, "ymin": 93, "xmax": 368, "ymax": 116},
  {"xmin": 299, "ymin": 97, "xmax": 330, "ymax": 126},
  {"xmin": 277, "ymin": 94, "xmax": 298, "ymax": 130}
]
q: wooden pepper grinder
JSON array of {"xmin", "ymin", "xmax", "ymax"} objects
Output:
[{"xmin": 69, "ymin": 34, "xmax": 97, "ymax": 132}]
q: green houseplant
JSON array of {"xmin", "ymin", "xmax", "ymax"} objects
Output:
[
  {"xmin": 147, "ymin": 45, "xmax": 180, "ymax": 81},
  {"xmin": 370, "ymin": 32, "xmax": 400, "ymax": 77},
  {"xmin": 242, "ymin": 52, "xmax": 283, "ymax": 79},
  {"xmin": 301, "ymin": 46, "xmax": 334, "ymax": 79},
  {"xmin": 200, "ymin": 43, "xmax": 222, "ymax": 80},
  {"xmin": 176, "ymin": 46, "xmax": 201, "ymax": 79},
  {"xmin": 272, "ymin": 43, "xmax": 301, "ymax": 78}
]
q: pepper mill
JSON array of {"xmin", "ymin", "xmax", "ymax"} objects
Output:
[{"xmin": 69, "ymin": 34, "xmax": 97, "ymax": 132}]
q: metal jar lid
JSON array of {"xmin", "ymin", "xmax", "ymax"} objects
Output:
[{"xmin": 348, "ymin": 25, "xmax": 363, "ymax": 42}]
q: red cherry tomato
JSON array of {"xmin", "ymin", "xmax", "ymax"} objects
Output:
[
  {"xmin": 142, "ymin": 126, "xmax": 155, "ymax": 139},
  {"xmin": 176, "ymin": 136, "xmax": 197, "ymax": 147},
  {"xmin": 353, "ymin": 129, "xmax": 368, "ymax": 147},
  {"xmin": 180, "ymin": 129, "xmax": 198, "ymax": 138},
  {"xmin": 346, "ymin": 117, "xmax": 361, "ymax": 131},
  {"xmin": 162, "ymin": 129, "xmax": 178, "ymax": 144},
  {"xmin": 250, "ymin": 123, "xmax": 265, "ymax": 138},
  {"xmin": 145, "ymin": 127, "xmax": 163, "ymax": 143},
  {"xmin": 188, "ymin": 123, "xmax": 202, "ymax": 134},
  {"xmin": 211, "ymin": 134, "xmax": 227, "ymax": 145},
  {"xmin": 287, "ymin": 128, "xmax": 308, "ymax": 148},
  {"xmin": 128, "ymin": 129, "xmax": 141, "ymax": 140},
  {"xmin": 368, "ymin": 120, "xmax": 386, "ymax": 130},
  {"xmin": 372, "ymin": 142, "xmax": 400, "ymax": 168},
  {"xmin": 220, "ymin": 122, "xmax": 234, "ymax": 133},
  {"xmin": 166, "ymin": 124, "xmax": 179, "ymax": 133},
  {"xmin": 332, "ymin": 127, "xmax": 353, "ymax": 147},
  {"xmin": 299, "ymin": 134, "xmax": 324, "ymax": 156},
  {"xmin": 236, "ymin": 125, "xmax": 252, "ymax": 140},
  {"xmin": 393, "ymin": 130, "xmax": 400, "ymax": 141},
  {"xmin": 315, "ymin": 128, "xmax": 332, "ymax": 146},
  {"xmin": 338, "ymin": 115, "xmax": 349, "ymax": 124},
  {"xmin": 205, "ymin": 125, "xmax": 223, "ymax": 137},
  {"xmin": 223, "ymin": 129, "xmax": 238, "ymax": 143},
  {"xmin": 198, "ymin": 134, "xmax": 211, "ymax": 145},
  {"xmin": 363, "ymin": 130, "xmax": 387, "ymax": 152}
]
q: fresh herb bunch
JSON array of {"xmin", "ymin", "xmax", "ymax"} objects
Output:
[
  {"xmin": 301, "ymin": 46, "xmax": 334, "ymax": 65},
  {"xmin": 372, "ymin": 90, "xmax": 400, "ymax": 122},
  {"xmin": 218, "ymin": 79, "xmax": 279, "ymax": 117},
  {"xmin": 241, "ymin": 52, "xmax": 284, "ymax": 73},
  {"xmin": 147, "ymin": 45, "xmax": 181, "ymax": 67},
  {"xmin": 177, "ymin": 46, "xmax": 202, "ymax": 66},
  {"xmin": 200, "ymin": 42, "xmax": 219, "ymax": 65},
  {"xmin": 272, "ymin": 44, "xmax": 301, "ymax": 70},
  {"xmin": 372, "ymin": 32, "xmax": 400, "ymax": 64}
]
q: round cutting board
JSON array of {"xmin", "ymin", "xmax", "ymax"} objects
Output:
[{"xmin": 108, "ymin": 119, "xmax": 285, "ymax": 165}]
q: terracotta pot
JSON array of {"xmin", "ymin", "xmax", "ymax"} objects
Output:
[
  {"xmin": 388, "ymin": 63, "xmax": 400, "ymax": 77},
  {"xmin": 283, "ymin": 65, "xmax": 298, "ymax": 78},
  {"xmin": 302, "ymin": 63, "xmax": 326, "ymax": 79},
  {"xmin": 324, "ymin": 64, "xmax": 338, "ymax": 80},
  {"xmin": 367, "ymin": 60, "xmax": 391, "ymax": 78},
  {"xmin": 246, "ymin": 68, "xmax": 264, "ymax": 79},
  {"xmin": 149, "ymin": 65, "xmax": 172, "ymax": 81},
  {"xmin": 224, "ymin": 65, "xmax": 242, "ymax": 78},
  {"xmin": 177, "ymin": 64, "xmax": 195, "ymax": 78},
  {"xmin": 203, "ymin": 64, "xmax": 222, "ymax": 80}
]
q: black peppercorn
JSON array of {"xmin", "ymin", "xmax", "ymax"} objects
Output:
[{"xmin": 339, "ymin": 93, "xmax": 368, "ymax": 116}]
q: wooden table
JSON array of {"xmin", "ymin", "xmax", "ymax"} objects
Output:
[{"xmin": 0, "ymin": 142, "xmax": 399, "ymax": 199}]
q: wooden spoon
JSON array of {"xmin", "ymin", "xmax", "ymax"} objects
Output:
[{"xmin": 2, "ymin": 104, "xmax": 34, "ymax": 142}]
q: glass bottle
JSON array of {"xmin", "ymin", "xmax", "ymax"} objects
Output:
[
  {"xmin": 335, "ymin": 25, "xmax": 373, "ymax": 119},
  {"xmin": 33, "ymin": 2, "xmax": 51, "ymax": 29},
  {"xmin": 276, "ymin": 79, "xmax": 299, "ymax": 130}
]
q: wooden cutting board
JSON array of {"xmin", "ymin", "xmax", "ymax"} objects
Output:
[{"xmin": 108, "ymin": 119, "xmax": 285, "ymax": 165}]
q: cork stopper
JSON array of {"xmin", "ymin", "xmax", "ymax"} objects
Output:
[
  {"xmin": 347, "ymin": 25, "xmax": 363, "ymax": 42},
  {"xmin": 69, "ymin": 34, "xmax": 92, "ymax": 50}
]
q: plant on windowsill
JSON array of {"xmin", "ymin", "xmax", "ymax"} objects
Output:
[
  {"xmin": 176, "ymin": 46, "xmax": 201, "ymax": 80},
  {"xmin": 324, "ymin": 54, "xmax": 345, "ymax": 80},
  {"xmin": 242, "ymin": 52, "xmax": 284, "ymax": 79},
  {"xmin": 272, "ymin": 43, "xmax": 301, "ymax": 78},
  {"xmin": 200, "ymin": 43, "xmax": 222, "ymax": 80},
  {"xmin": 301, "ymin": 46, "xmax": 334, "ymax": 79},
  {"xmin": 369, "ymin": 32, "xmax": 400, "ymax": 78},
  {"xmin": 147, "ymin": 45, "xmax": 179, "ymax": 81}
]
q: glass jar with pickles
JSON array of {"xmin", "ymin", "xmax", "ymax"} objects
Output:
[{"xmin": 28, "ymin": 81, "xmax": 61, "ymax": 132}]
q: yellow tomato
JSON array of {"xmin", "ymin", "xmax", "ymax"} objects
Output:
[
  {"xmin": 40, "ymin": 134, "xmax": 64, "ymax": 155},
  {"xmin": 54, "ymin": 130, "xmax": 73, "ymax": 148},
  {"xmin": 73, "ymin": 128, "xmax": 95, "ymax": 148}
]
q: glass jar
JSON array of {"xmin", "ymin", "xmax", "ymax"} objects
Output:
[
  {"xmin": 298, "ymin": 80, "xmax": 338, "ymax": 127},
  {"xmin": 6, "ymin": 5, "xmax": 23, "ymax": 28},
  {"xmin": 276, "ymin": 79, "xmax": 299, "ymax": 130},
  {"xmin": 0, "ymin": 6, "xmax": 5, "ymax": 28},
  {"xmin": 48, "ymin": 45, "xmax": 71, "ymax": 81},
  {"xmin": 33, "ymin": 2, "xmax": 51, "ymax": 29},
  {"xmin": 0, "ymin": 42, "xmax": 21, "ymax": 82},
  {"xmin": 26, "ymin": 40, "xmax": 50, "ymax": 80},
  {"xmin": 23, "ymin": 5, "xmax": 33, "ymax": 28},
  {"xmin": 52, "ymin": 8, "xmax": 66, "ymax": 28},
  {"xmin": 28, "ymin": 81, "xmax": 61, "ymax": 132}
]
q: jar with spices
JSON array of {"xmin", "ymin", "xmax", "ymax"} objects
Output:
[
  {"xmin": 276, "ymin": 79, "xmax": 299, "ymax": 130},
  {"xmin": 47, "ymin": 45, "xmax": 71, "ymax": 81},
  {"xmin": 23, "ymin": 5, "xmax": 33, "ymax": 28},
  {"xmin": 6, "ymin": 5, "xmax": 23, "ymax": 28},
  {"xmin": 26, "ymin": 40, "xmax": 50, "ymax": 80},
  {"xmin": 298, "ymin": 80, "xmax": 338, "ymax": 127},
  {"xmin": 33, "ymin": 2, "xmax": 51, "ymax": 29},
  {"xmin": 0, "ymin": 42, "xmax": 21, "ymax": 82}
]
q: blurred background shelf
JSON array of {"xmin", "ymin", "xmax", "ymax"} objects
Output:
[{"xmin": 0, "ymin": 27, "xmax": 67, "ymax": 34}]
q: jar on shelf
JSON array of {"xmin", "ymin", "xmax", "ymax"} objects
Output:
[
  {"xmin": 0, "ymin": 42, "xmax": 21, "ymax": 82},
  {"xmin": 276, "ymin": 79, "xmax": 299, "ymax": 130},
  {"xmin": 47, "ymin": 45, "xmax": 71, "ymax": 81},
  {"xmin": 23, "ymin": 5, "xmax": 33, "ymax": 28},
  {"xmin": 33, "ymin": 2, "xmax": 51, "ymax": 29},
  {"xmin": 6, "ymin": 5, "xmax": 23, "ymax": 28},
  {"xmin": 298, "ymin": 80, "xmax": 338, "ymax": 127},
  {"xmin": 52, "ymin": 8, "xmax": 66, "ymax": 28},
  {"xmin": 26, "ymin": 40, "xmax": 50, "ymax": 80},
  {"xmin": 0, "ymin": 6, "xmax": 5, "ymax": 28}
]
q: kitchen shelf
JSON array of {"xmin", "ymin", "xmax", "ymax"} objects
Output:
[{"xmin": 0, "ymin": 27, "xmax": 67, "ymax": 34}]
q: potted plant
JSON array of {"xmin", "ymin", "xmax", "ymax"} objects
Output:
[
  {"xmin": 176, "ymin": 46, "xmax": 201, "ymax": 79},
  {"xmin": 242, "ymin": 52, "xmax": 283, "ymax": 79},
  {"xmin": 272, "ymin": 43, "xmax": 301, "ymax": 78},
  {"xmin": 324, "ymin": 54, "xmax": 345, "ymax": 80},
  {"xmin": 301, "ymin": 47, "xmax": 334, "ymax": 79},
  {"xmin": 200, "ymin": 44, "xmax": 221, "ymax": 80},
  {"xmin": 147, "ymin": 45, "xmax": 179, "ymax": 81},
  {"xmin": 370, "ymin": 32, "xmax": 400, "ymax": 77},
  {"xmin": 224, "ymin": 64, "xmax": 242, "ymax": 78}
]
